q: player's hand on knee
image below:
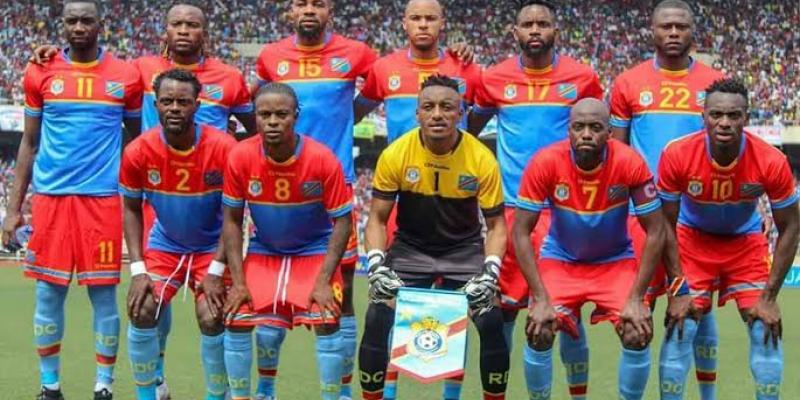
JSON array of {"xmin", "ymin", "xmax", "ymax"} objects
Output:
[
  {"xmin": 200, "ymin": 273, "xmax": 226, "ymax": 320},
  {"xmin": 463, "ymin": 256, "xmax": 501, "ymax": 314},
  {"xmin": 526, "ymin": 300, "xmax": 557, "ymax": 349},
  {"xmin": 747, "ymin": 298, "xmax": 782, "ymax": 348},
  {"xmin": 366, "ymin": 250, "xmax": 404, "ymax": 303},
  {"xmin": 309, "ymin": 281, "xmax": 341, "ymax": 323},
  {"xmin": 619, "ymin": 299, "xmax": 653, "ymax": 347},
  {"xmin": 664, "ymin": 294, "xmax": 698, "ymax": 341},
  {"xmin": 127, "ymin": 272, "xmax": 155, "ymax": 320},
  {"xmin": 223, "ymin": 282, "xmax": 253, "ymax": 320}
]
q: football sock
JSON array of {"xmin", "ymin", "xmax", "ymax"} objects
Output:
[
  {"xmin": 659, "ymin": 318, "xmax": 699, "ymax": 400},
  {"xmin": 523, "ymin": 345, "xmax": 552, "ymax": 400},
  {"xmin": 34, "ymin": 280, "xmax": 68, "ymax": 389},
  {"xmin": 749, "ymin": 320, "xmax": 782, "ymax": 400},
  {"xmin": 473, "ymin": 307, "xmax": 509, "ymax": 397},
  {"xmin": 127, "ymin": 325, "xmax": 159, "ymax": 400},
  {"xmin": 224, "ymin": 330, "xmax": 253, "ymax": 400},
  {"xmin": 200, "ymin": 333, "xmax": 226, "ymax": 400},
  {"xmin": 695, "ymin": 311, "xmax": 719, "ymax": 400},
  {"xmin": 340, "ymin": 315, "xmax": 357, "ymax": 398},
  {"xmin": 559, "ymin": 323, "xmax": 589, "ymax": 400},
  {"xmin": 255, "ymin": 325, "xmax": 286, "ymax": 398},
  {"xmin": 156, "ymin": 305, "xmax": 172, "ymax": 382},
  {"xmin": 316, "ymin": 331, "xmax": 344, "ymax": 400},
  {"xmin": 618, "ymin": 346, "xmax": 650, "ymax": 400},
  {"xmin": 442, "ymin": 374, "xmax": 463, "ymax": 399},
  {"xmin": 383, "ymin": 368, "xmax": 398, "ymax": 400},
  {"xmin": 88, "ymin": 285, "xmax": 119, "ymax": 386},
  {"xmin": 502, "ymin": 320, "xmax": 515, "ymax": 353},
  {"xmin": 358, "ymin": 303, "xmax": 394, "ymax": 398}
]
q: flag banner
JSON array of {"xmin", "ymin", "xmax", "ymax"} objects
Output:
[{"xmin": 389, "ymin": 287, "xmax": 469, "ymax": 383}]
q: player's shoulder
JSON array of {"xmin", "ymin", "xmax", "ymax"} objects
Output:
[
  {"xmin": 230, "ymin": 134, "xmax": 261, "ymax": 159},
  {"xmin": 663, "ymin": 130, "xmax": 704, "ymax": 155},
  {"xmin": 537, "ymin": 139, "xmax": 571, "ymax": 162},
  {"xmin": 608, "ymin": 139, "xmax": 646, "ymax": 163},
  {"xmin": 204, "ymin": 57, "xmax": 244, "ymax": 75},
  {"xmin": 483, "ymin": 56, "xmax": 519, "ymax": 78},
  {"xmin": 691, "ymin": 60, "xmax": 725, "ymax": 80},
  {"xmin": 329, "ymin": 33, "xmax": 371, "ymax": 52},
  {"xmin": 259, "ymin": 36, "xmax": 293, "ymax": 56},
  {"xmin": 744, "ymin": 131, "xmax": 784, "ymax": 161},
  {"xmin": 200, "ymin": 124, "xmax": 236, "ymax": 145},
  {"xmin": 460, "ymin": 130, "xmax": 495, "ymax": 159},
  {"xmin": 126, "ymin": 127, "xmax": 161, "ymax": 153},
  {"xmin": 301, "ymin": 134, "xmax": 341, "ymax": 165},
  {"xmin": 556, "ymin": 54, "xmax": 597, "ymax": 76},
  {"xmin": 614, "ymin": 59, "xmax": 653, "ymax": 83},
  {"xmin": 371, "ymin": 49, "xmax": 405, "ymax": 69},
  {"xmin": 381, "ymin": 129, "xmax": 417, "ymax": 160},
  {"xmin": 131, "ymin": 54, "xmax": 161, "ymax": 68}
]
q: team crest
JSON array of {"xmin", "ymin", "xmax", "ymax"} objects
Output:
[
  {"xmin": 554, "ymin": 183, "xmax": 570, "ymax": 201},
  {"xmin": 330, "ymin": 57, "xmax": 352, "ymax": 74},
  {"xmin": 405, "ymin": 167, "xmax": 420, "ymax": 184},
  {"xmin": 504, "ymin": 84, "xmax": 518, "ymax": 100},
  {"xmin": 301, "ymin": 181, "xmax": 323, "ymax": 198},
  {"xmin": 639, "ymin": 90, "xmax": 654, "ymax": 107},
  {"xmin": 204, "ymin": 85, "xmax": 224, "ymax": 101},
  {"xmin": 50, "ymin": 78, "xmax": 65, "ymax": 96},
  {"xmin": 248, "ymin": 179, "xmax": 263, "ymax": 196},
  {"xmin": 407, "ymin": 317, "xmax": 448, "ymax": 362},
  {"xmin": 557, "ymin": 83, "xmax": 578, "ymax": 100},
  {"xmin": 105, "ymin": 81, "xmax": 124, "ymax": 99},
  {"xmin": 607, "ymin": 184, "xmax": 629, "ymax": 201},
  {"xmin": 688, "ymin": 180, "xmax": 703, "ymax": 196},
  {"xmin": 458, "ymin": 175, "xmax": 478, "ymax": 192},
  {"xmin": 147, "ymin": 169, "xmax": 161, "ymax": 186},
  {"xmin": 388, "ymin": 74, "xmax": 402, "ymax": 91},
  {"xmin": 204, "ymin": 170, "xmax": 223, "ymax": 187},
  {"xmin": 740, "ymin": 183, "xmax": 765, "ymax": 198},
  {"xmin": 277, "ymin": 61, "xmax": 290, "ymax": 77},
  {"xmin": 696, "ymin": 91, "xmax": 707, "ymax": 107}
]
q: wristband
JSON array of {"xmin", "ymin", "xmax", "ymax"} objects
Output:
[
  {"xmin": 668, "ymin": 276, "xmax": 690, "ymax": 297},
  {"xmin": 130, "ymin": 261, "xmax": 147, "ymax": 276},
  {"xmin": 484, "ymin": 255, "xmax": 502, "ymax": 268},
  {"xmin": 208, "ymin": 260, "xmax": 226, "ymax": 276},
  {"xmin": 367, "ymin": 249, "xmax": 386, "ymax": 270}
]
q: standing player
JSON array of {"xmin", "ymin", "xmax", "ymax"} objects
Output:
[
  {"xmin": 657, "ymin": 79, "xmax": 799, "ymax": 400},
  {"xmin": 2, "ymin": 1, "xmax": 142, "ymax": 399},
  {"xmin": 253, "ymin": 1, "xmax": 377, "ymax": 398},
  {"xmin": 609, "ymin": 2, "xmax": 725, "ymax": 397},
  {"xmin": 221, "ymin": 83, "xmax": 353, "ymax": 400},
  {"xmin": 513, "ymin": 99, "xmax": 666, "ymax": 400},
  {"xmin": 359, "ymin": 75, "xmax": 509, "ymax": 400},
  {"xmin": 120, "ymin": 69, "xmax": 236, "ymax": 400},
  {"xmin": 467, "ymin": 2, "xmax": 602, "ymax": 397}
]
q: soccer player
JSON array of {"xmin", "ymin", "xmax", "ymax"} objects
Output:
[
  {"xmin": 353, "ymin": 0, "xmax": 481, "ymax": 143},
  {"xmin": 119, "ymin": 69, "xmax": 236, "ymax": 400},
  {"xmin": 253, "ymin": 1, "xmax": 378, "ymax": 397},
  {"xmin": 221, "ymin": 82, "xmax": 353, "ymax": 400},
  {"xmin": 608, "ymin": 2, "xmax": 725, "ymax": 396},
  {"xmin": 359, "ymin": 75, "xmax": 509, "ymax": 400},
  {"xmin": 657, "ymin": 79, "xmax": 799, "ymax": 400},
  {"xmin": 2, "ymin": 1, "xmax": 142, "ymax": 399},
  {"xmin": 467, "ymin": 1, "xmax": 603, "ymax": 397},
  {"xmin": 513, "ymin": 98, "xmax": 666, "ymax": 400}
]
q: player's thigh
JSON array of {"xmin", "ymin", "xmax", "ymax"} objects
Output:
[
  {"xmin": 144, "ymin": 249, "xmax": 190, "ymax": 306},
  {"xmin": 717, "ymin": 233, "xmax": 770, "ymax": 310},
  {"xmin": 24, "ymin": 195, "xmax": 75, "ymax": 285},
  {"xmin": 677, "ymin": 226, "xmax": 724, "ymax": 311},
  {"xmin": 585, "ymin": 258, "xmax": 638, "ymax": 326},
  {"xmin": 74, "ymin": 195, "xmax": 123, "ymax": 286},
  {"xmin": 536, "ymin": 258, "xmax": 589, "ymax": 338}
]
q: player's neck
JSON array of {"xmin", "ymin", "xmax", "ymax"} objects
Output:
[
  {"xmin": 265, "ymin": 135, "xmax": 298, "ymax": 163},
  {"xmin": 521, "ymin": 50, "xmax": 554, "ymax": 70},
  {"xmin": 170, "ymin": 52, "xmax": 202, "ymax": 67},
  {"xmin": 296, "ymin": 32, "xmax": 326, "ymax": 48},
  {"xmin": 410, "ymin": 45, "xmax": 440, "ymax": 62},
  {"xmin": 421, "ymin": 131, "xmax": 459, "ymax": 156},
  {"xmin": 67, "ymin": 45, "xmax": 100, "ymax": 64},
  {"xmin": 166, "ymin": 123, "xmax": 196, "ymax": 151},
  {"xmin": 711, "ymin": 143, "xmax": 740, "ymax": 167},
  {"xmin": 656, "ymin": 53, "xmax": 691, "ymax": 71}
]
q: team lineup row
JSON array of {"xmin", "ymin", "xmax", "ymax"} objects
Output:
[{"xmin": 8, "ymin": 0, "xmax": 798, "ymax": 400}]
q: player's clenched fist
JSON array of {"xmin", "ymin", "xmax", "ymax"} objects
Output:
[
  {"xmin": 366, "ymin": 250, "xmax": 403, "ymax": 303},
  {"xmin": 463, "ymin": 256, "xmax": 501, "ymax": 314},
  {"xmin": 1, "ymin": 210, "xmax": 22, "ymax": 247}
]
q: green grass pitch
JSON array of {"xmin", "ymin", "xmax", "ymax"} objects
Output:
[{"xmin": 0, "ymin": 265, "xmax": 798, "ymax": 399}]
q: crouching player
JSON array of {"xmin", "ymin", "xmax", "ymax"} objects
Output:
[
  {"xmin": 513, "ymin": 99, "xmax": 669, "ymax": 400},
  {"xmin": 221, "ymin": 82, "xmax": 352, "ymax": 400},
  {"xmin": 120, "ymin": 69, "xmax": 236, "ymax": 400},
  {"xmin": 657, "ymin": 78, "xmax": 799, "ymax": 400}
]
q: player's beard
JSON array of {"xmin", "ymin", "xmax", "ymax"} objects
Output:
[
  {"xmin": 574, "ymin": 148, "xmax": 602, "ymax": 169},
  {"xmin": 297, "ymin": 24, "xmax": 324, "ymax": 42},
  {"xmin": 520, "ymin": 37, "xmax": 554, "ymax": 59}
]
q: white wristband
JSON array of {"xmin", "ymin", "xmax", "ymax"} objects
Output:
[
  {"xmin": 130, "ymin": 261, "xmax": 147, "ymax": 276},
  {"xmin": 367, "ymin": 249, "xmax": 386, "ymax": 269},
  {"xmin": 208, "ymin": 260, "xmax": 226, "ymax": 276},
  {"xmin": 484, "ymin": 255, "xmax": 502, "ymax": 267}
]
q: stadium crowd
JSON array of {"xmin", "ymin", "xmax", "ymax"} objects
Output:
[{"xmin": 0, "ymin": 0, "xmax": 797, "ymax": 123}]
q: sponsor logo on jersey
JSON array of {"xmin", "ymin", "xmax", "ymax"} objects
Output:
[
  {"xmin": 688, "ymin": 180, "xmax": 703, "ymax": 196},
  {"xmin": 557, "ymin": 83, "xmax": 578, "ymax": 100},
  {"xmin": 105, "ymin": 81, "xmax": 124, "ymax": 99},
  {"xmin": 639, "ymin": 90, "xmax": 654, "ymax": 107},
  {"xmin": 204, "ymin": 84, "xmax": 224, "ymax": 101},
  {"xmin": 147, "ymin": 169, "xmax": 161, "ymax": 186},
  {"xmin": 204, "ymin": 170, "xmax": 223, "ymax": 187},
  {"xmin": 696, "ymin": 91, "xmax": 707, "ymax": 107},
  {"xmin": 405, "ymin": 167, "xmax": 420, "ymax": 184},
  {"xmin": 608, "ymin": 184, "xmax": 629, "ymax": 201},
  {"xmin": 388, "ymin": 74, "xmax": 402, "ymax": 91},
  {"xmin": 740, "ymin": 183, "xmax": 765, "ymax": 198},
  {"xmin": 277, "ymin": 61, "xmax": 290, "ymax": 77},
  {"xmin": 458, "ymin": 175, "xmax": 478, "ymax": 192},
  {"xmin": 50, "ymin": 78, "xmax": 65, "ymax": 96},
  {"xmin": 504, "ymin": 84, "xmax": 517, "ymax": 100},
  {"xmin": 248, "ymin": 179, "xmax": 263, "ymax": 196},
  {"xmin": 554, "ymin": 183, "xmax": 570, "ymax": 201},
  {"xmin": 301, "ymin": 181, "xmax": 323, "ymax": 198},
  {"xmin": 330, "ymin": 57, "xmax": 352, "ymax": 74}
]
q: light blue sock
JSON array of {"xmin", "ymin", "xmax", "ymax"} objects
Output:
[
  {"xmin": 201, "ymin": 333, "xmax": 226, "ymax": 400},
  {"xmin": 659, "ymin": 318, "xmax": 699, "ymax": 400},
  {"xmin": 618, "ymin": 346, "xmax": 650, "ymax": 400},
  {"xmin": 316, "ymin": 331, "xmax": 344, "ymax": 400},
  {"xmin": 34, "ymin": 280, "xmax": 68, "ymax": 388},
  {"xmin": 749, "ymin": 320, "xmax": 782, "ymax": 400},
  {"xmin": 442, "ymin": 375, "xmax": 463, "ymax": 399},
  {"xmin": 156, "ymin": 305, "xmax": 172, "ymax": 381},
  {"xmin": 224, "ymin": 330, "xmax": 253, "ymax": 400},
  {"xmin": 88, "ymin": 285, "xmax": 119, "ymax": 386},
  {"xmin": 694, "ymin": 312, "xmax": 719, "ymax": 400},
  {"xmin": 559, "ymin": 323, "xmax": 589, "ymax": 399},
  {"xmin": 503, "ymin": 320, "xmax": 515, "ymax": 353},
  {"xmin": 255, "ymin": 325, "xmax": 286, "ymax": 398},
  {"xmin": 127, "ymin": 325, "xmax": 159, "ymax": 400},
  {"xmin": 523, "ymin": 345, "xmax": 553, "ymax": 400},
  {"xmin": 340, "ymin": 315, "xmax": 357, "ymax": 398}
]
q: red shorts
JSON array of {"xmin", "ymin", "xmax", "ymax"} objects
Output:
[
  {"xmin": 677, "ymin": 225, "xmax": 770, "ymax": 311},
  {"xmin": 24, "ymin": 195, "xmax": 122, "ymax": 286},
  {"xmin": 142, "ymin": 200, "xmax": 156, "ymax": 251},
  {"xmin": 628, "ymin": 216, "xmax": 667, "ymax": 302},
  {"xmin": 340, "ymin": 208, "xmax": 359, "ymax": 269},
  {"xmin": 499, "ymin": 207, "xmax": 550, "ymax": 309},
  {"xmin": 146, "ymin": 250, "xmax": 229, "ymax": 305},
  {"xmin": 226, "ymin": 254, "xmax": 343, "ymax": 329},
  {"xmin": 536, "ymin": 257, "xmax": 639, "ymax": 338}
]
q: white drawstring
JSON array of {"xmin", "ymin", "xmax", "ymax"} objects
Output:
[
  {"xmin": 272, "ymin": 257, "xmax": 287, "ymax": 314},
  {"xmin": 181, "ymin": 254, "xmax": 195, "ymax": 302},
  {"xmin": 271, "ymin": 256, "xmax": 293, "ymax": 314},
  {"xmin": 281, "ymin": 257, "xmax": 292, "ymax": 305},
  {"xmin": 155, "ymin": 254, "xmax": 186, "ymax": 320}
]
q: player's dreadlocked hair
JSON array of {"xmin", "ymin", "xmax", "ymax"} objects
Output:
[
  {"xmin": 62, "ymin": 0, "xmax": 103, "ymax": 16},
  {"xmin": 517, "ymin": 0, "xmax": 556, "ymax": 15},
  {"xmin": 420, "ymin": 74, "xmax": 460, "ymax": 94},
  {"xmin": 654, "ymin": 0, "xmax": 695, "ymax": 20},
  {"xmin": 705, "ymin": 78, "xmax": 749, "ymax": 107},
  {"xmin": 153, "ymin": 69, "xmax": 203, "ymax": 98},
  {"xmin": 255, "ymin": 82, "xmax": 300, "ymax": 112}
]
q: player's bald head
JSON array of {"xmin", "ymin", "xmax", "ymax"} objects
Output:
[
  {"xmin": 166, "ymin": 3, "xmax": 207, "ymax": 27},
  {"xmin": 571, "ymin": 98, "xmax": 609, "ymax": 122},
  {"xmin": 405, "ymin": 0, "xmax": 444, "ymax": 17}
]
